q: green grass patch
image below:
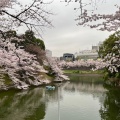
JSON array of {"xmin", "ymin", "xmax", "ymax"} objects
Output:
[
  {"xmin": 3, "ymin": 74, "xmax": 13, "ymax": 85},
  {"xmin": 63, "ymin": 69, "xmax": 104, "ymax": 74},
  {"xmin": 39, "ymin": 72, "xmax": 54, "ymax": 81},
  {"xmin": 68, "ymin": 74, "xmax": 104, "ymax": 83}
]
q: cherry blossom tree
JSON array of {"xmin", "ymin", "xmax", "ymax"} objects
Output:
[
  {"xmin": 58, "ymin": 59, "xmax": 106, "ymax": 70},
  {"xmin": 0, "ymin": 35, "xmax": 51, "ymax": 90},
  {"xmin": 103, "ymin": 40, "xmax": 120, "ymax": 79},
  {"xmin": 45, "ymin": 57, "xmax": 70, "ymax": 81},
  {"xmin": 0, "ymin": 31, "xmax": 69, "ymax": 90},
  {"xmin": 0, "ymin": 32, "xmax": 46, "ymax": 90},
  {"xmin": 97, "ymin": 31, "xmax": 120, "ymax": 81}
]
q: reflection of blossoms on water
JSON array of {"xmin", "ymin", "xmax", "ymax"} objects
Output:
[
  {"xmin": 0, "ymin": 88, "xmax": 46, "ymax": 120},
  {"xmin": 100, "ymin": 85, "xmax": 120, "ymax": 120},
  {"xmin": 0, "ymin": 75, "xmax": 120, "ymax": 120}
]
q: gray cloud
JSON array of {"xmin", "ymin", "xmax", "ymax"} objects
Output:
[
  {"xmin": 18, "ymin": 0, "xmax": 119, "ymax": 57},
  {"xmin": 43, "ymin": 0, "xmax": 116, "ymax": 57}
]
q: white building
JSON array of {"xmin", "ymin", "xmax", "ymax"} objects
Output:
[
  {"xmin": 45, "ymin": 49, "xmax": 52, "ymax": 57},
  {"xmin": 75, "ymin": 49, "xmax": 98, "ymax": 60},
  {"xmin": 75, "ymin": 42, "xmax": 103, "ymax": 60}
]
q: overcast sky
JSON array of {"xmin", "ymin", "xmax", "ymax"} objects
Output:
[{"xmin": 20, "ymin": 0, "xmax": 120, "ymax": 57}]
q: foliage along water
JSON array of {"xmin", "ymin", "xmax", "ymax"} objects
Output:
[{"xmin": 0, "ymin": 75, "xmax": 120, "ymax": 120}]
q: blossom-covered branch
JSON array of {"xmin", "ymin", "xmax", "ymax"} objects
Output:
[
  {"xmin": 0, "ymin": 33, "xmax": 49, "ymax": 90},
  {"xmin": 0, "ymin": 0, "xmax": 53, "ymax": 33},
  {"xmin": 65, "ymin": 0, "xmax": 120, "ymax": 31}
]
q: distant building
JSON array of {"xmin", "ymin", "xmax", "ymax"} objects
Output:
[
  {"xmin": 92, "ymin": 42, "xmax": 103, "ymax": 51},
  {"xmin": 92, "ymin": 46, "xmax": 99, "ymax": 51},
  {"xmin": 75, "ymin": 42, "xmax": 103, "ymax": 60},
  {"xmin": 62, "ymin": 53, "xmax": 75, "ymax": 61},
  {"xmin": 75, "ymin": 50, "xmax": 98, "ymax": 60},
  {"xmin": 45, "ymin": 49, "xmax": 52, "ymax": 57}
]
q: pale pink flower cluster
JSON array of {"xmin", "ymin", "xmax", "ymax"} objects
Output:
[
  {"xmin": 0, "ymin": 36, "xmax": 49, "ymax": 89},
  {"xmin": 46, "ymin": 57, "xmax": 69, "ymax": 80},
  {"xmin": 104, "ymin": 40, "xmax": 120, "ymax": 73},
  {"xmin": 58, "ymin": 59, "xmax": 106, "ymax": 70},
  {"xmin": 74, "ymin": 0, "xmax": 120, "ymax": 31},
  {"xmin": 0, "ymin": 0, "xmax": 11, "ymax": 8},
  {"xmin": 0, "ymin": 35, "xmax": 70, "ymax": 89}
]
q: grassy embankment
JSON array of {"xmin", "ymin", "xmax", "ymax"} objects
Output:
[{"xmin": 63, "ymin": 69, "xmax": 104, "ymax": 75}]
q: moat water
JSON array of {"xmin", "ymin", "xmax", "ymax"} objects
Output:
[{"xmin": 0, "ymin": 74, "xmax": 120, "ymax": 120}]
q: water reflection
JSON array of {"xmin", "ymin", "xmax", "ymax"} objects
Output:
[
  {"xmin": 0, "ymin": 88, "xmax": 46, "ymax": 120},
  {"xmin": 0, "ymin": 75, "xmax": 120, "ymax": 120},
  {"xmin": 99, "ymin": 84, "xmax": 120, "ymax": 120},
  {"xmin": 66, "ymin": 75, "xmax": 106, "ymax": 97}
]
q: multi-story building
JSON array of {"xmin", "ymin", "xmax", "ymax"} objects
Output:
[
  {"xmin": 75, "ymin": 49, "xmax": 98, "ymax": 60},
  {"xmin": 75, "ymin": 42, "xmax": 102, "ymax": 60},
  {"xmin": 61, "ymin": 53, "xmax": 75, "ymax": 61}
]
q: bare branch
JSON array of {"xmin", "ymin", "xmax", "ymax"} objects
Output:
[
  {"xmin": 16, "ymin": 0, "xmax": 36, "ymax": 18},
  {"xmin": 0, "ymin": 0, "xmax": 53, "ymax": 35}
]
